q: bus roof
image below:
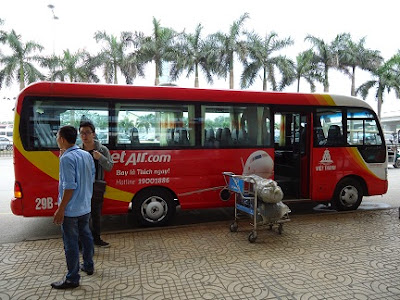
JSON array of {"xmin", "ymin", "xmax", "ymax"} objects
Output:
[{"xmin": 17, "ymin": 81, "xmax": 373, "ymax": 112}]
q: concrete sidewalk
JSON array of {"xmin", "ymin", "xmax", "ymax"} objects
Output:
[{"xmin": 0, "ymin": 208, "xmax": 399, "ymax": 299}]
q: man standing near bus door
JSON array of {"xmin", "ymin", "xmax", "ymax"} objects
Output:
[
  {"xmin": 79, "ymin": 121, "xmax": 114, "ymax": 247},
  {"xmin": 52, "ymin": 125, "xmax": 95, "ymax": 289}
]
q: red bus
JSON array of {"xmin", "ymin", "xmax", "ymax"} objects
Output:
[{"xmin": 11, "ymin": 82, "xmax": 388, "ymax": 226}]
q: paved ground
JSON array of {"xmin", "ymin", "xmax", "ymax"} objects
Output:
[{"xmin": 0, "ymin": 208, "xmax": 399, "ymax": 299}]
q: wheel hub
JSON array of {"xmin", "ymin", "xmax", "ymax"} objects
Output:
[
  {"xmin": 142, "ymin": 197, "xmax": 166, "ymax": 222},
  {"xmin": 340, "ymin": 186, "xmax": 358, "ymax": 206}
]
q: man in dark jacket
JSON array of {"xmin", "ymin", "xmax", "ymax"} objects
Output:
[{"xmin": 79, "ymin": 121, "xmax": 114, "ymax": 247}]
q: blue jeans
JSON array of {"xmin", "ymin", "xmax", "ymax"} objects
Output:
[{"xmin": 61, "ymin": 213, "xmax": 94, "ymax": 283}]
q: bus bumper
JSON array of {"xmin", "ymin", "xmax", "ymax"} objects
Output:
[{"xmin": 10, "ymin": 198, "xmax": 23, "ymax": 216}]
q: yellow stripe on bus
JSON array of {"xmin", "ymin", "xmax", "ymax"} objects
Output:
[
  {"xmin": 13, "ymin": 113, "xmax": 134, "ymax": 203},
  {"xmin": 346, "ymin": 148, "xmax": 380, "ymax": 179}
]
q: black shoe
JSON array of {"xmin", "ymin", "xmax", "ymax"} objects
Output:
[
  {"xmin": 94, "ymin": 239, "xmax": 110, "ymax": 247},
  {"xmin": 80, "ymin": 264, "xmax": 94, "ymax": 275},
  {"xmin": 51, "ymin": 280, "xmax": 79, "ymax": 289}
]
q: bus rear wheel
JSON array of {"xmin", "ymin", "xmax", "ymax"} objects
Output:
[
  {"xmin": 133, "ymin": 188, "xmax": 176, "ymax": 227},
  {"xmin": 332, "ymin": 178, "xmax": 363, "ymax": 211}
]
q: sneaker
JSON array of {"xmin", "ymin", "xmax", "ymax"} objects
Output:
[
  {"xmin": 94, "ymin": 239, "xmax": 110, "ymax": 247},
  {"xmin": 51, "ymin": 279, "xmax": 79, "ymax": 289},
  {"xmin": 80, "ymin": 264, "xmax": 94, "ymax": 275}
]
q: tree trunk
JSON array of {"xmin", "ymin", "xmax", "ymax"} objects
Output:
[
  {"xmin": 114, "ymin": 64, "xmax": 118, "ymax": 84},
  {"xmin": 194, "ymin": 64, "xmax": 199, "ymax": 87},
  {"xmin": 262, "ymin": 67, "xmax": 267, "ymax": 91},
  {"xmin": 297, "ymin": 77, "xmax": 300, "ymax": 93},
  {"xmin": 155, "ymin": 62, "xmax": 159, "ymax": 86},
  {"xmin": 323, "ymin": 66, "xmax": 329, "ymax": 93},
  {"xmin": 377, "ymin": 94, "xmax": 382, "ymax": 119},
  {"xmin": 351, "ymin": 66, "xmax": 356, "ymax": 96},
  {"xmin": 19, "ymin": 64, "xmax": 25, "ymax": 90},
  {"xmin": 229, "ymin": 67, "xmax": 234, "ymax": 89}
]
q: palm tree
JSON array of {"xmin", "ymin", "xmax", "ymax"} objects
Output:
[
  {"xmin": 39, "ymin": 53, "xmax": 61, "ymax": 81},
  {"xmin": 135, "ymin": 114, "xmax": 156, "ymax": 134},
  {"xmin": 137, "ymin": 17, "xmax": 177, "ymax": 86},
  {"xmin": 41, "ymin": 50, "xmax": 101, "ymax": 83},
  {"xmin": 80, "ymin": 52, "xmax": 102, "ymax": 83},
  {"xmin": 356, "ymin": 53, "xmax": 400, "ymax": 118},
  {"xmin": 209, "ymin": 13, "xmax": 249, "ymax": 89},
  {"xmin": 94, "ymin": 31, "xmax": 143, "ymax": 84},
  {"xmin": 279, "ymin": 49, "xmax": 322, "ymax": 92},
  {"xmin": 0, "ymin": 18, "xmax": 4, "ymax": 38},
  {"xmin": 240, "ymin": 31, "xmax": 293, "ymax": 91},
  {"xmin": 305, "ymin": 34, "xmax": 347, "ymax": 92},
  {"xmin": 338, "ymin": 34, "xmax": 383, "ymax": 96},
  {"xmin": 0, "ymin": 29, "xmax": 45, "ymax": 90},
  {"xmin": 170, "ymin": 24, "xmax": 213, "ymax": 87}
]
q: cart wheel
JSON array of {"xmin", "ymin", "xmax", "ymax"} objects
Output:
[
  {"xmin": 278, "ymin": 224, "xmax": 283, "ymax": 235},
  {"xmin": 230, "ymin": 222, "xmax": 238, "ymax": 232},
  {"xmin": 248, "ymin": 232, "xmax": 257, "ymax": 243}
]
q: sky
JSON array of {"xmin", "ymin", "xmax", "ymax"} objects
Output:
[{"xmin": 1, "ymin": 0, "xmax": 400, "ymax": 122}]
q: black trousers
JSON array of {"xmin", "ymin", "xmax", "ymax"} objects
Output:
[{"xmin": 90, "ymin": 190, "xmax": 104, "ymax": 242}]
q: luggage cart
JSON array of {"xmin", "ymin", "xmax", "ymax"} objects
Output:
[{"xmin": 223, "ymin": 172, "xmax": 290, "ymax": 243}]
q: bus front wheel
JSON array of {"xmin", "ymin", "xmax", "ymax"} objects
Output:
[
  {"xmin": 133, "ymin": 188, "xmax": 176, "ymax": 227},
  {"xmin": 332, "ymin": 178, "xmax": 363, "ymax": 211}
]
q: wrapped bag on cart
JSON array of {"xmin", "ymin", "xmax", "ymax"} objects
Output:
[{"xmin": 247, "ymin": 174, "xmax": 290, "ymax": 224}]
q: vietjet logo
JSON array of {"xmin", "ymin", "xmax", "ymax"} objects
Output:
[{"xmin": 316, "ymin": 149, "xmax": 336, "ymax": 171}]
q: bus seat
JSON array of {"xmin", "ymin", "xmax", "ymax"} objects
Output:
[
  {"xmin": 231, "ymin": 129, "xmax": 239, "ymax": 144},
  {"xmin": 221, "ymin": 128, "xmax": 232, "ymax": 146},
  {"xmin": 327, "ymin": 125, "xmax": 342, "ymax": 146},
  {"xmin": 215, "ymin": 128, "xmax": 222, "ymax": 148},
  {"xmin": 130, "ymin": 127, "xmax": 140, "ymax": 145},
  {"xmin": 238, "ymin": 129, "xmax": 248, "ymax": 144},
  {"xmin": 181, "ymin": 129, "xmax": 189, "ymax": 145},
  {"xmin": 35, "ymin": 123, "xmax": 56, "ymax": 148},
  {"xmin": 166, "ymin": 128, "xmax": 174, "ymax": 145},
  {"xmin": 205, "ymin": 128, "xmax": 215, "ymax": 147},
  {"xmin": 174, "ymin": 128, "xmax": 189, "ymax": 145},
  {"xmin": 315, "ymin": 127, "xmax": 326, "ymax": 145}
]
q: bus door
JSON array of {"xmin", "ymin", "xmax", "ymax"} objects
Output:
[{"xmin": 273, "ymin": 110, "xmax": 310, "ymax": 199}]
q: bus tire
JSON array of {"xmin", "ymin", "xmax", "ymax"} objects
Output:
[
  {"xmin": 133, "ymin": 188, "xmax": 176, "ymax": 227},
  {"xmin": 332, "ymin": 178, "xmax": 363, "ymax": 211}
]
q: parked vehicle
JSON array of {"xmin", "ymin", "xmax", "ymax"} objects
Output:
[
  {"xmin": 11, "ymin": 82, "xmax": 389, "ymax": 226},
  {"xmin": 389, "ymin": 146, "xmax": 400, "ymax": 168},
  {"xmin": 0, "ymin": 136, "xmax": 12, "ymax": 151}
]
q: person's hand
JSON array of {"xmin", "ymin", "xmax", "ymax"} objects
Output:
[
  {"xmin": 92, "ymin": 150, "xmax": 101, "ymax": 160},
  {"xmin": 53, "ymin": 208, "xmax": 64, "ymax": 225}
]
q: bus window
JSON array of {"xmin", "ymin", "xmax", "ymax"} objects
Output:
[
  {"xmin": 314, "ymin": 108, "xmax": 344, "ymax": 147},
  {"xmin": 115, "ymin": 103, "xmax": 195, "ymax": 148},
  {"xmin": 347, "ymin": 108, "xmax": 382, "ymax": 146},
  {"xmin": 346, "ymin": 108, "xmax": 385, "ymax": 163},
  {"xmin": 202, "ymin": 105, "xmax": 271, "ymax": 148},
  {"xmin": 21, "ymin": 99, "xmax": 109, "ymax": 150}
]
